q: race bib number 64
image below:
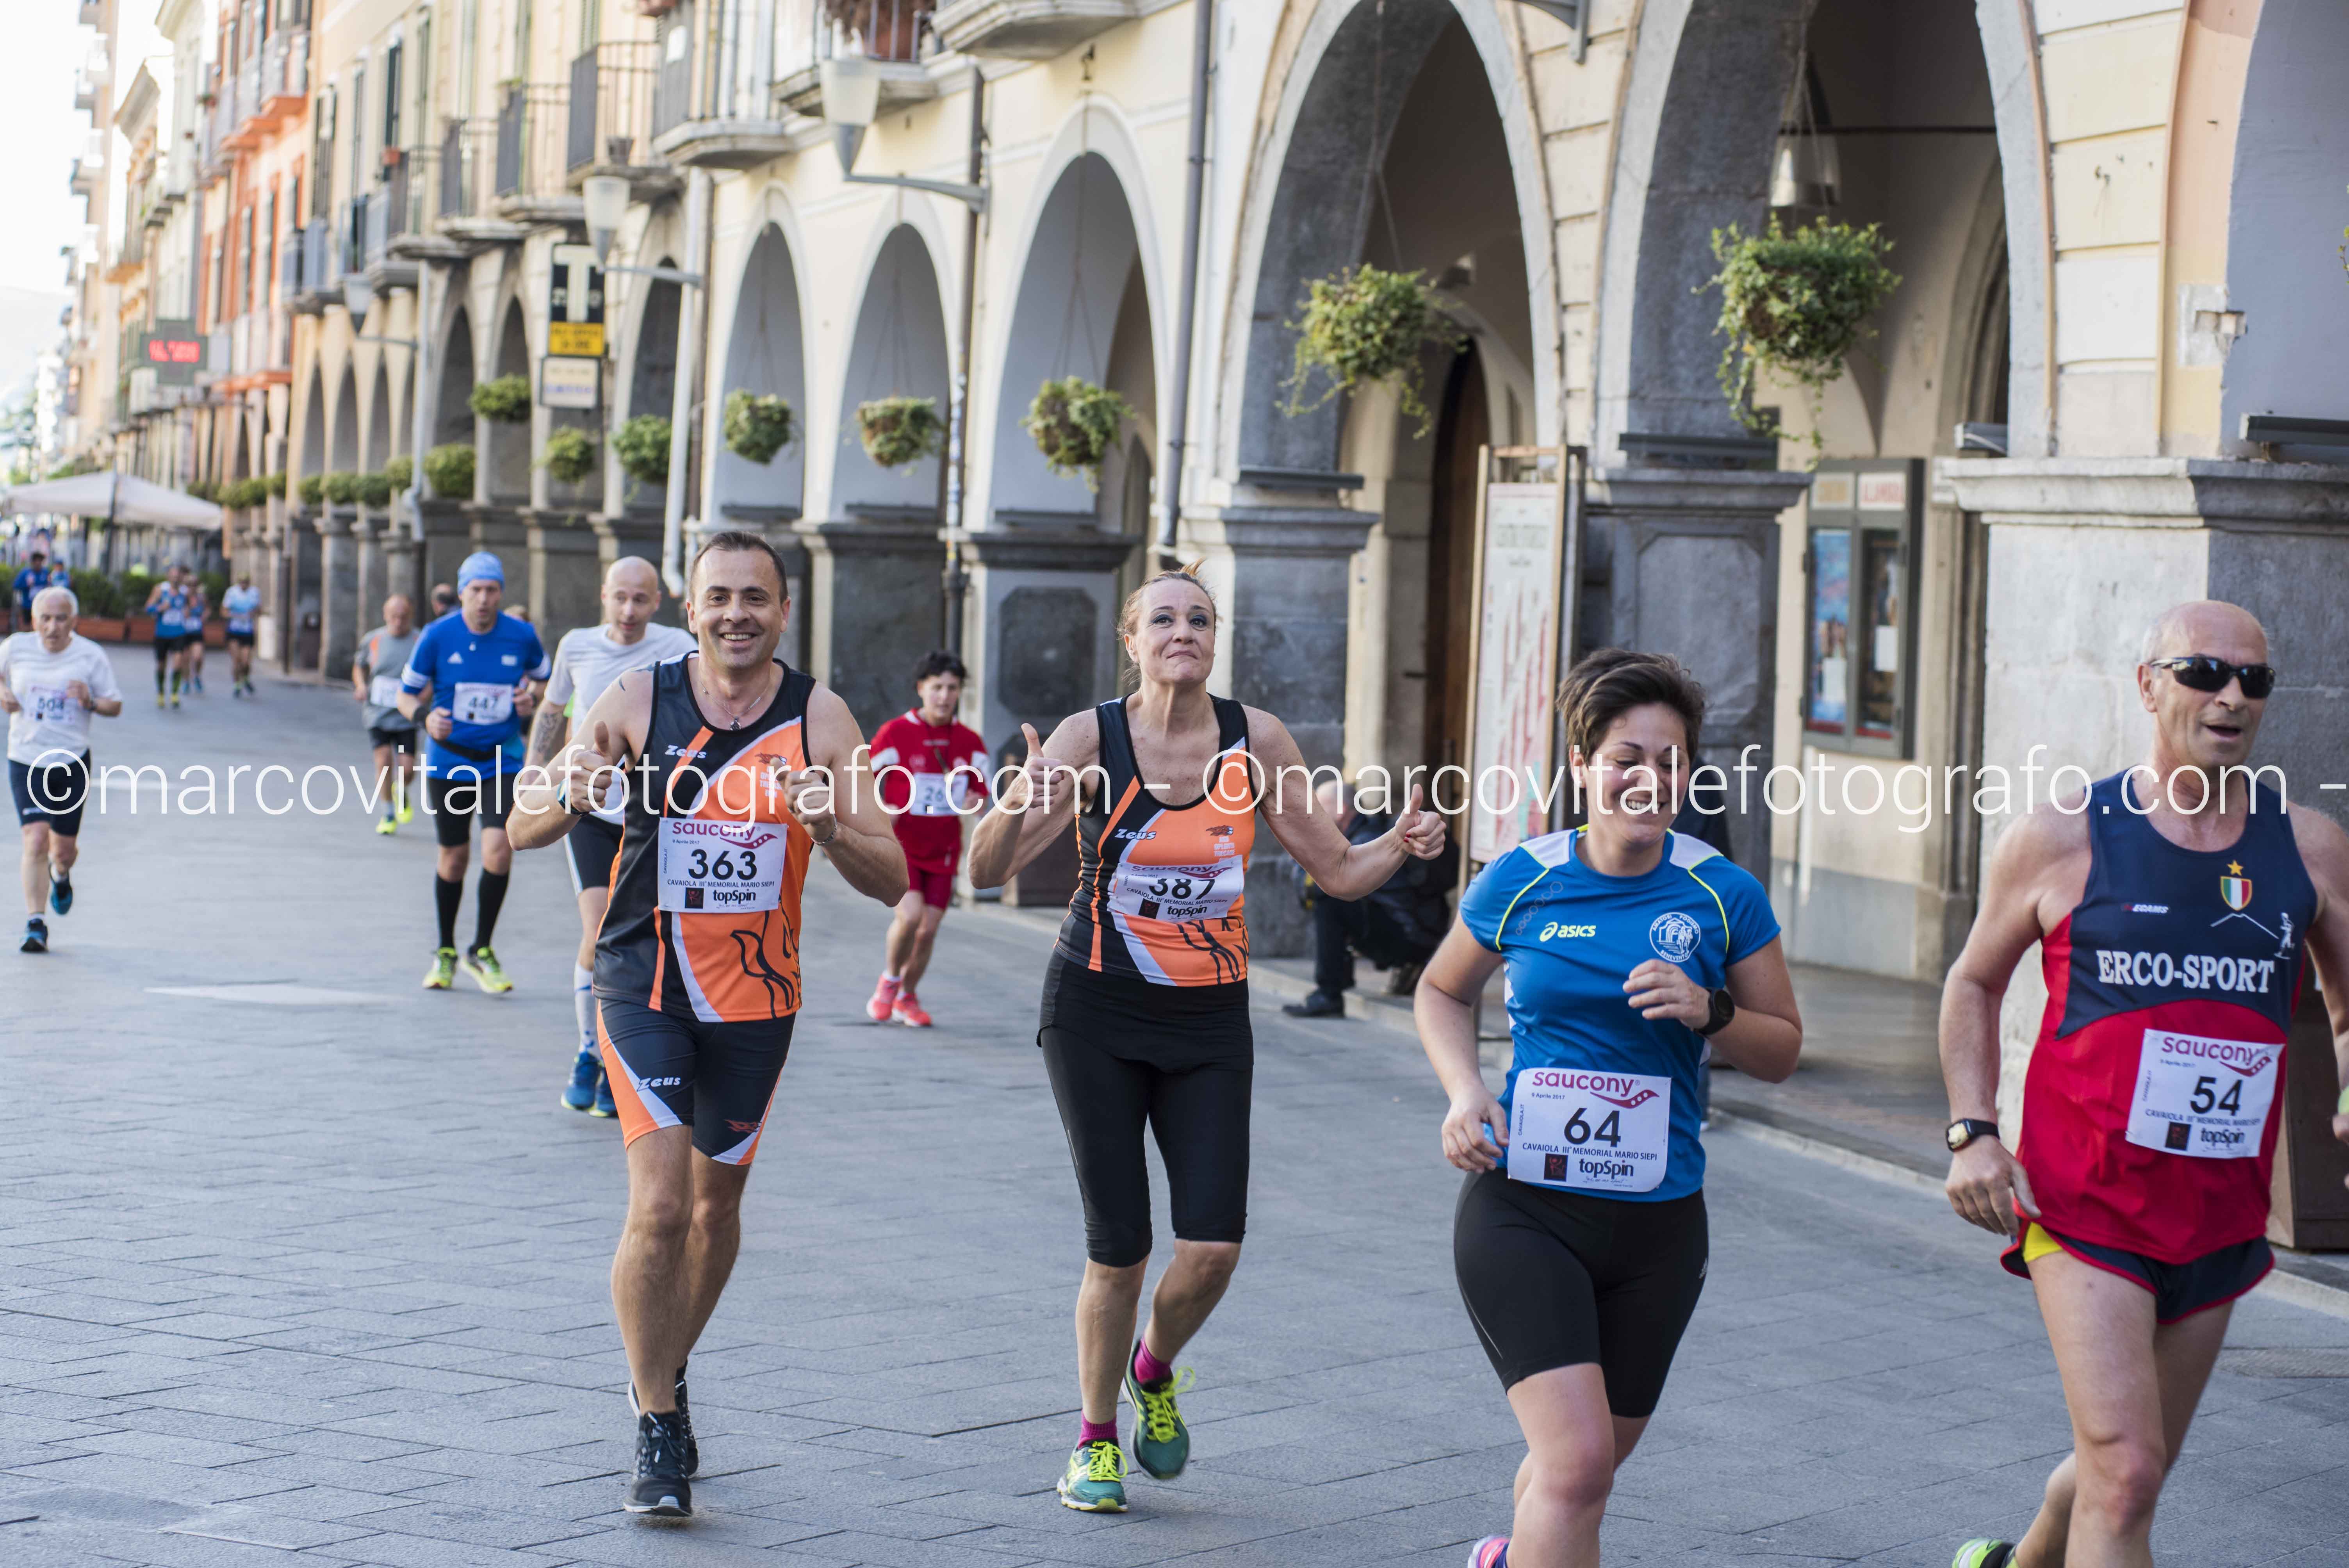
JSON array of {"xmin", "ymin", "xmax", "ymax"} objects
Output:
[
  {"xmin": 1507, "ymin": 1069, "xmax": 1673, "ymax": 1193},
  {"xmin": 2124, "ymin": 1027, "xmax": 2279, "ymax": 1160}
]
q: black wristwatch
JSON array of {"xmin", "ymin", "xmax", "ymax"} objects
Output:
[
  {"xmin": 1945, "ymin": 1117, "xmax": 2001, "ymax": 1153},
  {"xmin": 1697, "ymin": 987, "xmax": 1736, "ymax": 1037}
]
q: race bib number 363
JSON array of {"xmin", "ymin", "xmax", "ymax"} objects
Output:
[
  {"xmin": 1508, "ymin": 1069, "xmax": 1674, "ymax": 1194},
  {"xmin": 2124, "ymin": 1028, "xmax": 2279, "ymax": 1160},
  {"xmin": 657, "ymin": 818, "xmax": 786, "ymax": 913}
]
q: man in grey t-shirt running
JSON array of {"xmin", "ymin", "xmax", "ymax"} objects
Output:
[{"xmin": 353, "ymin": 595, "xmax": 421, "ymax": 835}]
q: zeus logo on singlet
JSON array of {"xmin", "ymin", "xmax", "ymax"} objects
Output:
[{"xmin": 2094, "ymin": 949, "xmax": 2278, "ymax": 994}]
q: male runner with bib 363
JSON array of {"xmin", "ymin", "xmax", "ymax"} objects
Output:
[
  {"xmin": 1941, "ymin": 600, "xmax": 2349, "ymax": 1568},
  {"xmin": 1418, "ymin": 650, "xmax": 1802, "ymax": 1568},
  {"xmin": 509, "ymin": 531, "xmax": 905, "ymax": 1518},
  {"xmin": 528, "ymin": 557, "xmax": 695, "ymax": 1117},
  {"xmin": 866, "ymin": 650, "xmax": 990, "ymax": 1027},
  {"xmin": 968, "ymin": 566, "xmax": 1447, "ymax": 1515}
]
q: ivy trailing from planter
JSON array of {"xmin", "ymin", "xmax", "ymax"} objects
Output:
[
  {"xmin": 1023, "ymin": 377, "xmax": 1132, "ymax": 490},
  {"xmin": 857, "ymin": 396, "xmax": 944, "ymax": 472},
  {"xmin": 1702, "ymin": 216, "xmax": 1900, "ymax": 450},
  {"xmin": 1282, "ymin": 264, "xmax": 1461, "ymax": 437},
  {"xmin": 539, "ymin": 427, "xmax": 600, "ymax": 486},
  {"xmin": 613, "ymin": 415, "xmax": 672, "ymax": 488},
  {"xmin": 323, "ymin": 472, "xmax": 361, "ymax": 506},
  {"xmin": 722, "ymin": 391, "xmax": 796, "ymax": 466},
  {"xmin": 423, "ymin": 443, "xmax": 476, "ymax": 499},
  {"xmin": 297, "ymin": 474, "xmax": 324, "ymax": 507},
  {"xmin": 469, "ymin": 374, "xmax": 533, "ymax": 424}
]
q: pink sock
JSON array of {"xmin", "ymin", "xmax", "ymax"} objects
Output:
[
  {"xmin": 1132, "ymin": 1340, "xmax": 1173, "ymax": 1387},
  {"xmin": 1079, "ymin": 1417, "xmax": 1117, "ymax": 1446}
]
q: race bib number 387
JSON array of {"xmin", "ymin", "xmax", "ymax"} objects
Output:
[
  {"xmin": 2124, "ymin": 1027, "xmax": 2279, "ymax": 1160},
  {"xmin": 1108, "ymin": 860, "xmax": 1241, "ymax": 924},
  {"xmin": 1507, "ymin": 1069, "xmax": 1673, "ymax": 1194},
  {"xmin": 658, "ymin": 819, "xmax": 787, "ymax": 913}
]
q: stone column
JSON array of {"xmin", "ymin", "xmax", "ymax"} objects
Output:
[
  {"xmin": 283, "ymin": 513, "xmax": 323, "ymax": 673},
  {"xmin": 1180, "ymin": 488, "xmax": 1376, "ymax": 957},
  {"xmin": 962, "ymin": 520, "xmax": 1139, "ymax": 909},
  {"xmin": 1941, "ymin": 456, "xmax": 2349, "ymax": 1245},
  {"xmin": 353, "ymin": 510, "xmax": 387, "ymax": 637},
  {"xmin": 1582, "ymin": 465, "xmax": 1810, "ymax": 885},
  {"xmin": 525, "ymin": 511, "xmax": 606, "ymax": 643},
  {"xmin": 260, "ymin": 507, "xmax": 290, "ymax": 665},
  {"xmin": 317, "ymin": 508, "xmax": 362, "ymax": 678},
  {"xmin": 382, "ymin": 522, "xmax": 421, "ymax": 613},
  {"xmin": 415, "ymin": 499, "xmax": 473, "ymax": 604},
  {"xmin": 466, "ymin": 504, "xmax": 530, "ymax": 589},
  {"xmin": 791, "ymin": 513, "xmax": 951, "ymax": 737}
]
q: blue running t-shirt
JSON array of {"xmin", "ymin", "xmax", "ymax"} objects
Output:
[
  {"xmin": 1459, "ymin": 829, "xmax": 1780, "ymax": 1201},
  {"xmin": 398, "ymin": 610, "xmax": 549, "ymax": 778}
]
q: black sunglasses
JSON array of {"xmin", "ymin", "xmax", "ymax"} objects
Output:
[{"xmin": 2148, "ymin": 655, "xmax": 2276, "ymax": 700}]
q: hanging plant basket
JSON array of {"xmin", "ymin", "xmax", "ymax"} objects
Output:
[
  {"xmin": 323, "ymin": 471, "xmax": 361, "ymax": 506},
  {"xmin": 297, "ymin": 474, "xmax": 324, "ymax": 507},
  {"xmin": 1282, "ymin": 264, "xmax": 1461, "ymax": 437},
  {"xmin": 357, "ymin": 472, "xmax": 395, "ymax": 509},
  {"xmin": 722, "ymin": 391, "xmax": 797, "ymax": 466},
  {"xmin": 1023, "ymin": 377, "xmax": 1131, "ymax": 490},
  {"xmin": 539, "ymin": 427, "xmax": 600, "ymax": 486},
  {"xmin": 856, "ymin": 396, "xmax": 944, "ymax": 472},
  {"xmin": 469, "ymin": 374, "xmax": 533, "ymax": 424},
  {"xmin": 613, "ymin": 415, "xmax": 672, "ymax": 487},
  {"xmin": 1702, "ymin": 215, "xmax": 1900, "ymax": 449},
  {"xmin": 423, "ymin": 443, "xmax": 476, "ymax": 499}
]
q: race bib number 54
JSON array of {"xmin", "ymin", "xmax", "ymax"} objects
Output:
[
  {"xmin": 2124, "ymin": 1028, "xmax": 2279, "ymax": 1160},
  {"xmin": 1508, "ymin": 1069, "xmax": 1673, "ymax": 1193}
]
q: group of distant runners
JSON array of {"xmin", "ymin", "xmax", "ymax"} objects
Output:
[{"xmin": 8, "ymin": 525, "xmax": 2344, "ymax": 1565}]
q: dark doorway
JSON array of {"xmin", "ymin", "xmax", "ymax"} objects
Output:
[{"xmin": 1423, "ymin": 344, "xmax": 1488, "ymax": 775}]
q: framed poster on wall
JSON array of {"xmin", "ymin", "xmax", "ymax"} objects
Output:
[{"xmin": 1462, "ymin": 447, "xmax": 1578, "ymax": 866}]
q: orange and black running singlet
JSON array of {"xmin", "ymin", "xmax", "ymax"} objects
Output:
[
  {"xmin": 1056, "ymin": 695, "xmax": 1257, "ymax": 987},
  {"xmin": 595, "ymin": 656, "xmax": 816, "ymax": 1022}
]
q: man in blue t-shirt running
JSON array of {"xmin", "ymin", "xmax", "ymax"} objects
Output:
[{"xmin": 397, "ymin": 552, "xmax": 549, "ymax": 992}]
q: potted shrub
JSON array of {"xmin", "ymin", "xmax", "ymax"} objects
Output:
[
  {"xmin": 298, "ymin": 474, "xmax": 324, "ymax": 507},
  {"xmin": 323, "ymin": 471, "xmax": 360, "ymax": 506},
  {"xmin": 613, "ymin": 415, "xmax": 671, "ymax": 488},
  {"xmin": 1282, "ymin": 263, "xmax": 1461, "ymax": 436},
  {"xmin": 469, "ymin": 374, "xmax": 533, "ymax": 424},
  {"xmin": 539, "ymin": 427, "xmax": 599, "ymax": 485},
  {"xmin": 722, "ymin": 390, "xmax": 796, "ymax": 465},
  {"xmin": 1023, "ymin": 377, "xmax": 1131, "ymax": 490},
  {"xmin": 1702, "ymin": 215, "xmax": 1900, "ymax": 449},
  {"xmin": 186, "ymin": 478, "xmax": 216, "ymax": 502},
  {"xmin": 264, "ymin": 472, "xmax": 287, "ymax": 499},
  {"xmin": 381, "ymin": 455, "xmax": 412, "ymax": 490},
  {"xmin": 857, "ymin": 396, "xmax": 944, "ymax": 471},
  {"xmin": 358, "ymin": 472, "xmax": 394, "ymax": 508},
  {"xmin": 424, "ymin": 443, "xmax": 476, "ymax": 498},
  {"xmin": 69, "ymin": 568, "xmax": 125, "ymax": 640}
]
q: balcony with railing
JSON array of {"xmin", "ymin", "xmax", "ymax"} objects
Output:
[
  {"xmin": 288, "ymin": 218, "xmax": 335, "ymax": 314},
  {"xmin": 568, "ymin": 40, "xmax": 685, "ymax": 202},
  {"xmin": 931, "ymin": 0, "xmax": 1140, "ymax": 60},
  {"xmin": 223, "ymin": 55, "xmax": 263, "ymax": 151},
  {"xmin": 251, "ymin": 29, "xmax": 309, "ymax": 131},
  {"xmin": 650, "ymin": 0, "xmax": 798, "ymax": 171},
  {"xmin": 435, "ymin": 115, "xmax": 527, "ymax": 245},
  {"xmin": 362, "ymin": 151, "xmax": 425, "ymax": 289},
  {"xmin": 489, "ymin": 83, "xmax": 585, "ymax": 225},
  {"xmin": 777, "ymin": 1, "xmax": 938, "ymax": 116}
]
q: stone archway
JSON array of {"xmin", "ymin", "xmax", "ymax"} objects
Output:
[
  {"xmin": 713, "ymin": 223, "xmax": 808, "ymax": 525},
  {"xmin": 834, "ymin": 224, "xmax": 952, "ymax": 518},
  {"xmin": 485, "ymin": 301, "xmax": 532, "ymax": 504},
  {"xmin": 365, "ymin": 362, "xmax": 393, "ymax": 470},
  {"xmin": 436, "ymin": 306, "xmax": 476, "ymax": 452}
]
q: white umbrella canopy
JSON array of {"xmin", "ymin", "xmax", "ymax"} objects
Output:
[{"xmin": 0, "ymin": 472, "xmax": 225, "ymax": 529}]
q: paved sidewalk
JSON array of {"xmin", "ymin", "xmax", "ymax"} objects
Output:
[{"xmin": 2, "ymin": 650, "xmax": 2347, "ymax": 1566}]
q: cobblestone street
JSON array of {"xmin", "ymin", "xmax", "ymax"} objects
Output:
[{"xmin": 3, "ymin": 654, "xmax": 2347, "ymax": 1567}]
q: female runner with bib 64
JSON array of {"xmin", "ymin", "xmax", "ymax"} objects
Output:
[
  {"xmin": 1415, "ymin": 649, "xmax": 1803, "ymax": 1568},
  {"xmin": 969, "ymin": 565, "xmax": 1447, "ymax": 1515}
]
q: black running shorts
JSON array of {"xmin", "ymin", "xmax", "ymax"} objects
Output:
[
  {"xmin": 595, "ymin": 995, "xmax": 795, "ymax": 1165},
  {"xmin": 1453, "ymin": 1169, "xmax": 1709, "ymax": 1417},
  {"xmin": 566, "ymin": 813, "xmax": 625, "ymax": 895},
  {"xmin": 9, "ymin": 752, "xmax": 91, "ymax": 837},
  {"xmin": 425, "ymin": 770, "xmax": 517, "ymax": 847}
]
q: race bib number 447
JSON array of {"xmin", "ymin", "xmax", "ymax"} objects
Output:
[
  {"xmin": 1508, "ymin": 1069, "xmax": 1673, "ymax": 1194},
  {"xmin": 2124, "ymin": 1028, "xmax": 2279, "ymax": 1160},
  {"xmin": 449, "ymin": 681, "xmax": 515, "ymax": 726}
]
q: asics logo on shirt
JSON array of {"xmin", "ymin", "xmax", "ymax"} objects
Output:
[
  {"xmin": 1537, "ymin": 922, "xmax": 1597, "ymax": 941},
  {"xmin": 2092, "ymin": 948, "xmax": 2278, "ymax": 994}
]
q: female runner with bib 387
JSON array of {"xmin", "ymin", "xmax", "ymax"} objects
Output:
[
  {"xmin": 1416, "ymin": 649, "xmax": 1803, "ymax": 1568},
  {"xmin": 968, "ymin": 566, "xmax": 1447, "ymax": 1515}
]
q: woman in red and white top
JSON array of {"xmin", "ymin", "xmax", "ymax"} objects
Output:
[{"xmin": 866, "ymin": 651, "xmax": 992, "ymax": 1027}]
